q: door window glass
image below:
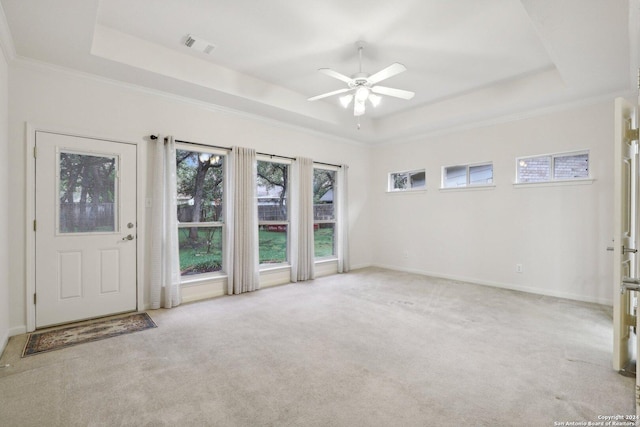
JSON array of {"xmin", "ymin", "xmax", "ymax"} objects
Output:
[{"xmin": 59, "ymin": 152, "xmax": 116, "ymax": 233}]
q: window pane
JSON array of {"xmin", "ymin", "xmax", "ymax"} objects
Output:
[
  {"xmin": 469, "ymin": 164, "xmax": 493, "ymax": 185},
  {"xmin": 390, "ymin": 172, "xmax": 409, "ymax": 190},
  {"xmin": 176, "ymin": 150, "xmax": 224, "ymax": 223},
  {"xmin": 409, "ymin": 171, "xmax": 426, "ymax": 189},
  {"xmin": 443, "ymin": 165, "xmax": 467, "ymax": 188},
  {"xmin": 178, "ymin": 226, "xmax": 223, "ymax": 275},
  {"xmin": 59, "ymin": 152, "xmax": 116, "ymax": 233},
  {"xmin": 554, "ymin": 153, "xmax": 589, "ymax": 180},
  {"xmin": 259, "ymin": 224, "xmax": 288, "ymax": 264},
  {"xmin": 314, "ymin": 169, "xmax": 335, "ymax": 220},
  {"xmin": 517, "ymin": 156, "xmax": 551, "ymax": 183},
  {"xmin": 257, "ymin": 161, "xmax": 288, "ymax": 221},
  {"xmin": 314, "ymin": 223, "xmax": 335, "ymax": 257}
]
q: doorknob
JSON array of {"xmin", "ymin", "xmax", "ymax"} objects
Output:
[
  {"xmin": 623, "ymin": 246, "xmax": 638, "ymax": 254},
  {"xmin": 122, "ymin": 234, "xmax": 134, "ymax": 241}
]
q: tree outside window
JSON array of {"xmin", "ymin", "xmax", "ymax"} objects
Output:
[
  {"xmin": 257, "ymin": 159, "xmax": 289, "ymax": 264},
  {"xmin": 176, "ymin": 149, "xmax": 224, "ymax": 276}
]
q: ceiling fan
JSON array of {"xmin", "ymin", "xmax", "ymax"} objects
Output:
[{"xmin": 308, "ymin": 42, "xmax": 415, "ymax": 117}]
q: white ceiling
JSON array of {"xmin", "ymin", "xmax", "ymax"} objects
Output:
[{"xmin": 0, "ymin": 0, "xmax": 636, "ymax": 144}]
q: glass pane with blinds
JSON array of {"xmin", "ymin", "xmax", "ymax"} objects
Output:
[
  {"xmin": 517, "ymin": 156, "xmax": 551, "ymax": 183},
  {"xmin": 176, "ymin": 150, "xmax": 224, "ymax": 223},
  {"xmin": 553, "ymin": 153, "xmax": 589, "ymax": 180},
  {"xmin": 59, "ymin": 152, "xmax": 116, "ymax": 233},
  {"xmin": 443, "ymin": 165, "xmax": 467, "ymax": 188},
  {"xmin": 469, "ymin": 164, "xmax": 493, "ymax": 185}
]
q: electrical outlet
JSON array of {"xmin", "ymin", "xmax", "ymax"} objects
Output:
[{"xmin": 516, "ymin": 264, "xmax": 523, "ymax": 273}]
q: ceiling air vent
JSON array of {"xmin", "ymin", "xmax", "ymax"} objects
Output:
[{"xmin": 184, "ymin": 34, "xmax": 215, "ymax": 55}]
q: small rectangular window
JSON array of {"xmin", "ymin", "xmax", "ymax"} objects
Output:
[
  {"xmin": 388, "ymin": 169, "xmax": 426, "ymax": 192},
  {"xmin": 442, "ymin": 163, "xmax": 493, "ymax": 188},
  {"xmin": 516, "ymin": 151, "xmax": 589, "ymax": 183}
]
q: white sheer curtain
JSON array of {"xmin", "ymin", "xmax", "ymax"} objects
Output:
[
  {"xmin": 225, "ymin": 146, "xmax": 259, "ymax": 294},
  {"xmin": 150, "ymin": 136, "xmax": 181, "ymax": 308},
  {"xmin": 290, "ymin": 157, "xmax": 315, "ymax": 282},
  {"xmin": 337, "ymin": 164, "xmax": 350, "ymax": 273}
]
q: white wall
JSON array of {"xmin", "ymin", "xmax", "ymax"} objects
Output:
[
  {"xmin": 371, "ymin": 101, "xmax": 614, "ymax": 304},
  {"xmin": 0, "ymin": 44, "xmax": 10, "ymax": 353},
  {"xmin": 7, "ymin": 60, "xmax": 373, "ymax": 333}
]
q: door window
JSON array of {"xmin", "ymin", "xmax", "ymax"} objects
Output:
[{"xmin": 58, "ymin": 151, "xmax": 117, "ymax": 233}]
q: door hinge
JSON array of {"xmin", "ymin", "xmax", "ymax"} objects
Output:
[
  {"xmin": 626, "ymin": 128, "xmax": 639, "ymax": 142},
  {"xmin": 33, "ymin": 293, "xmax": 36, "ymax": 305},
  {"xmin": 33, "ymin": 146, "xmax": 37, "ymax": 158},
  {"xmin": 33, "ymin": 220, "xmax": 36, "ymax": 232}
]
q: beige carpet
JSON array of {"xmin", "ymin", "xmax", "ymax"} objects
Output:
[{"xmin": 0, "ymin": 267, "xmax": 634, "ymax": 426}]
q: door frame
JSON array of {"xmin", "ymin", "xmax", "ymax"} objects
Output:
[{"xmin": 25, "ymin": 123, "xmax": 147, "ymax": 332}]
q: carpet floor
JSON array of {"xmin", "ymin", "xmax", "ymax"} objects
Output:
[{"xmin": 0, "ymin": 267, "xmax": 635, "ymax": 426}]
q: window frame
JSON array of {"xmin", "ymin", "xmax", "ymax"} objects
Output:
[
  {"xmin": 387, "ymin": 168, "xmax": 426, "ymax": 193},
  {"xmin": 257, "ymin": 155, "xmax": 291, "ymax": 268},
  {"xmin": 515, "ymin": 150, "xmax": 590, "ymax": 185},
  {"xmin": 175, "ymin": 144, "xmax": 227, "ymax": 282},
  {"xmin": 313, "ymin": 165, "xmax": 339, "ymax": 261},
  {"xmin": 441, "ymin": 161, "xmax": 494, "ymax": 189}
]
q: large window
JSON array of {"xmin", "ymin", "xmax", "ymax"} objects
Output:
[
  {"xmin": 176, "ymin": 148, "xmax": 225, "ymax": 276},
  {"xmin": 314, "ymin": 167, "xmax": 337, "ymax": 258},
  {"xmin": 442, "ymin": 162, "xmax": 493, "ymax": 188},
  {"xmin": 516, "ymin": 151, "xmax": 589, "ymax": 183},
  {"xmin": 257, "ymin": 159, "xmax": 290, "ymax": 265}
]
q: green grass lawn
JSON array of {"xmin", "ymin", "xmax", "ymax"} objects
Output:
[{"xmin": 179, "ymin": 226, "xmax": 335, "ymax": 274}]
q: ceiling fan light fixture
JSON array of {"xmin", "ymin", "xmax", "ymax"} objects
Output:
[
  {"xmin": 355, "ymin": 86, "xmax": 370, "ymax": 102},
  {"xmin": 354, "ymin": 99, "xmax": 366, "ymax": 116},
  {"xmin": 368, "ymin": 93, "xmax": 381, "ymax": 107},
  {"xmin": 339, "ymin": 94, "xmax": 353, "ymax": 108}
]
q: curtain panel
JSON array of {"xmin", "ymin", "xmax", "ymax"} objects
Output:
[
  {"xmin": 337, "ymin": 164, "xmax": 350, "ymax": 273},
  {"xmin": 150, "ymin": 136, "xmax": 181, "ymax": 309},
  {"xmin": 290, "ymin": 157, "xmax": 315, "ymax": 282},
  {"xmin": 226, "ymin": 146, "xmax": 259, "ymax": 294}
]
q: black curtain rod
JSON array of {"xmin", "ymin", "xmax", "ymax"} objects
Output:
[{"xmin": 151, "ymin": 135, "xmax": 341, "ymax": 168}]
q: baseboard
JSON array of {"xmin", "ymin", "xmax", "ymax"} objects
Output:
[
  {"xmin": 373, "ymin": 264, "xmax": 613, "ymax": 306},
  {"xmin": 349, "ymin": 263, "xmax": 372, "ymax": 271},
  {"xmin": 0, "ymin": 329, "xmax": 8, "ymax": 357},
  {"xmin": 9, "ymin": 325, "xmax": 26, "ymax": 337}
]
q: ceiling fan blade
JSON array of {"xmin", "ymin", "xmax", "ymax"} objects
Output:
[
  {"xmin": 367, "ymin": 63, "xmax": 407, "ymax": 85},
  {"xmin": 307, "ymin": 87, "xmax": 352, "ymax": 102},
  {"xmin": 318, "ymin": 68, "xmax": 353, "ymax": 84},
  {"xmin": 371, "ymin": 85, "xmax": 415, "ymax": 100}
]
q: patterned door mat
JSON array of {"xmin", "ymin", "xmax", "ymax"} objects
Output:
[{"xmin": 22, "ymin": 312, "xmax": 157, "ymax": 357}]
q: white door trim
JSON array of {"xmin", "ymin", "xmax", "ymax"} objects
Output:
[{"xmin": 25, "ymin": 123, "xmax": 147, "ymax": 332}]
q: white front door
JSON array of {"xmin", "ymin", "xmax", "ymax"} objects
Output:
[{"xmin": 35, "ymin": 131, "xmax": 137, "ymax": 327}]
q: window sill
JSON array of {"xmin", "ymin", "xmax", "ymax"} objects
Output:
[
  {"xmin": 180, "ymin": 272, "xmax": 227, "ymax": 286},
  {"xmin": 259, "ymin": 263, "xmax": 291, "ymax": 273},
  {"xmin": 512, "ymin": 178, "xmax": 595, "ymax": 188},
  {"xmin": 439, "ymin": 184, "xmax": 496, "ymax": 192},
  {"xmin": 315, "ymin": 257, "xmax": 338, "ymax": 264},
  {"xmin": 386, "ymin": 188, "xmax": 427, "ymax": 194}
]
